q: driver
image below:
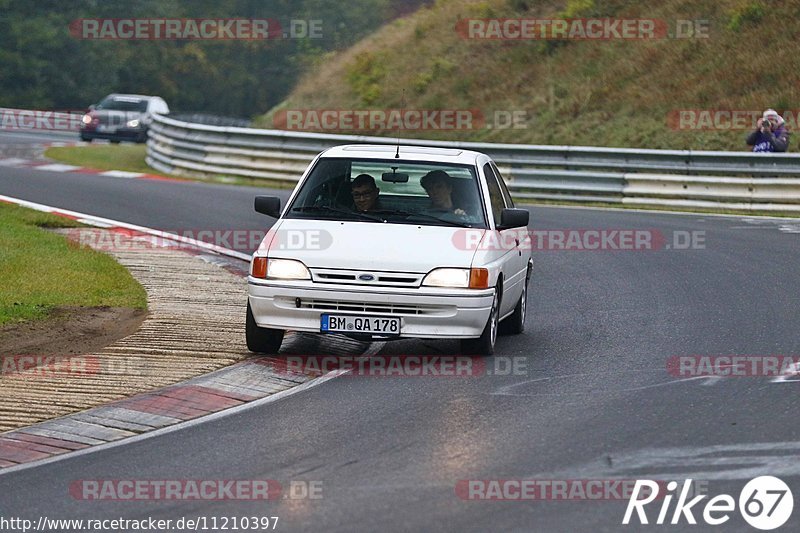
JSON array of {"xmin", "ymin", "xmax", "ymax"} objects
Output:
[{"xmin": 350, "ymin": 174, "xmax": 381, "ymax": 212}]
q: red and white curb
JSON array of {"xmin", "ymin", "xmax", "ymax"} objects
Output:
[
  {"xmin": 0, "ymin": 145, "xmax": 181, "ymax": 182},
  {"xmin": 0, "ymin": 194, "xmax": 383, "ymax": 473},
  {"xmin": 0, "ymin": 194, "xmax": 252, "ymax": 262},
  {"xmin": 0, "ymin": 360, "xmax": 339, "ymax": 472}
]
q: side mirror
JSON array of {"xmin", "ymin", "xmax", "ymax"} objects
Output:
[
  {"xmin": 255, "ymin": 196, "xmax": 281, "ymax": 218},
  {"xmin": 88, "ymin": 104, "xmax": 96, "ymax": 111},
  {"xmin": 497, "ymin": 208, "xmax": 529, "ymax": 230}
]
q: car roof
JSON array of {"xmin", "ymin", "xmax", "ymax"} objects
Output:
[
  {"xmin": 105, "ymin": 93, "xmax": 157, "ymax": 101},
  {"xmin": 320, "ymin": 144, "xmax": 487, "ymax": 165}
]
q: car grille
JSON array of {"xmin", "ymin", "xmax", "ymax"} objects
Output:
[
  {"xmin": 310, "ymin": 268, "xmax": 423, "ymax": 287},
  {"xmin": 297, "ymin": 298, "xmax": 448, "ymax": 316}
]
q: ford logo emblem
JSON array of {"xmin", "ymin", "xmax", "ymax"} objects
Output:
[{"xmin": 358, "ymin": 274, "xmax": 375, "ymax": 281}]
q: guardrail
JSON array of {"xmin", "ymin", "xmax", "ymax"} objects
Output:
[{"xmin": 146, "ymin": 113, "xmax": 800, "ymax": 213}]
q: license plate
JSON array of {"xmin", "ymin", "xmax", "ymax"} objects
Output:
[
  {"xmin": 320, "ymin": 314, "xmax": 400, "ymax": 335},
  {"xmin": 97, "ymin": 125, "xmax": 115, "ymax": 133}
]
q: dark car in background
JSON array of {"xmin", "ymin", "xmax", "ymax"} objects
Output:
[{"xmin": 80, "ymin": 93, "xmax": 169, "ymax": 143}]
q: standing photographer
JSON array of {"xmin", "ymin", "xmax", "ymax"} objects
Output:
[{"xmin": 746, "ymin": 108, "xmax": 790, "ymax": 152}]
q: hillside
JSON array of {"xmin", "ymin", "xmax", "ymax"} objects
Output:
[
  {"xmin": 255, "ymin": 0, "xmax": 800, "ymax": 150},
  {"xmin": 0, "ymin": 0, "xmax": 430, "ymax": 116}
]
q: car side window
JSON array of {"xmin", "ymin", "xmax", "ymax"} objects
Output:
[
  {"xmin": 483, "ymin": 163, "xmax": 507, "ymax": 227},
  {"xmin": 491, "ymin": 162, "xmax": 514, "ymax": 208}
]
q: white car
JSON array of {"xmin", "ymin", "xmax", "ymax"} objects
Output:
[{"xmin": 247, "ymin": 144, "xmax": 532, "ymax": 355}]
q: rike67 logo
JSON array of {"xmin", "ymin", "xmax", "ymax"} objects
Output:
[{"xmin": 623, "ymin": 477, "xmax": 793, "ymax": 530}]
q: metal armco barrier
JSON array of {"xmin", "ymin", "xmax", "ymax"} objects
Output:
[{"xmin": 146, "ymin": 114, "xmax": 800, "ymax": 213}]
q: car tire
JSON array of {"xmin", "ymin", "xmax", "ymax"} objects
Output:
[
  {"xmin": 461, "ymin": 290, "xmax": 498, "ymax": 356},
  {"xmin": 110, "ymin": 140, "xmax": 121, "ymax": 144},
  {"xmin": 504, "ymin": 280, "xmax": 527, "ymax": 335},
  {"xmin": 246, "ymin": 301, "xmax": 284, "ymax": 354},
  {"xmin": 80, "ymin": 136, "xmax": 91, "ymax": 143}
]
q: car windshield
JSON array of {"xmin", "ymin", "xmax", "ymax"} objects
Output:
[
  {"xmin": 286, "ymin": 157, "xmax": 488, "ymax": 228},
  {"xmin": 96, "ymin": 96, "xmax": 147, "ymax": 112}
]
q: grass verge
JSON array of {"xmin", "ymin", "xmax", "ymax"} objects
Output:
[
  {"xmin": 0, "ymin": 203, "xmax": 147, "ymax": 326},
  {"xmin": 44, "ymin": 145, "xmax": 296, "ymax": 189},
  {"xmin": 45, "ymin": 144, "xmax": 155, "ymax": 174}
]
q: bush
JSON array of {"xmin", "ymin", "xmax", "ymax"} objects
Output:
[{"xmin": 728, "ymin": 1, "xmax": 765, "ymax": 31}]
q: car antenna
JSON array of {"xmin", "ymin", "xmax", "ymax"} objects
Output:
[{"xmin": 395, "ymin": 89, "xmax": 405, "ymax": 159}]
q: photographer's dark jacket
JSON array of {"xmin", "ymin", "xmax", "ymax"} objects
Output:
[{"xmin": 746, "ymin": 125, "xmax": 790, "ymax": 152}]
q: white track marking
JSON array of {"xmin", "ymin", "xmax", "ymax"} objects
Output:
[
  {"xmin": 0, "ymin": 158, "xmax": 30, "ymax": 166},
  {"xmin": 33, "ymin": 163, "xmax": 82, "ymax": 172},
  {"xmin": 100, "ymin": 170, "xmax": 145, "ymax": 178},
  {"xmin": 0, "ymin": 193, "xmax": 252, "ymax": 262}
]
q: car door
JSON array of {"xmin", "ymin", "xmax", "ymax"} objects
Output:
[{"xmin": 482, "ymin": 162, "xmax": 526, "ymax": 317}]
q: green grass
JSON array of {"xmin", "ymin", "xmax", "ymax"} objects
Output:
[
  {"xmin": 0, "ymin": 203, "xmax": 147, "ymax": 326},
  {"xmin": 45, "ymin": 144, "xmax": 156, "ymax": 174},
  {"xmin": 44, "ymin": 145, "xmax": 297, "ymax": 190},
  {"xmin": 255, "ymin": 0, "xmax": 800, "ymax": 151}
]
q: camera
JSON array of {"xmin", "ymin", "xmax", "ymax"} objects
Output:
[{"xmin": 761, "ymin": 118, "xmax": 772, "ymax": 129}]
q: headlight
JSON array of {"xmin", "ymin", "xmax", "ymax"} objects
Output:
[
  {"xmin": 422, "ymin": 268, "xmax": 470, "ymax": 288},
  {"xmin": 126, "ymin": 119, "xmax": 140, "ymax": 128},
  {"xmin": 422, "ymin": 268, "xmax": 489, "ymax": 289},
  {"xmin": 251, "ymin": 258, "xmax": 311, "ymax": 280},
  {"xmin": 81, "ymin": 114, "xmax": 92, "ymax": 125}
]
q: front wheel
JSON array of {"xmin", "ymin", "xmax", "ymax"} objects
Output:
[
  {"xmin": 461, "ymin": 290, "xmax": 498, "ymax": 356},
  {"xmin": 504, "ymin": 280, "xmax": 528, "ymax": 335},
  {"xmin": 246, "ymin": 301, "xmax": 284, "ymax": 354}
]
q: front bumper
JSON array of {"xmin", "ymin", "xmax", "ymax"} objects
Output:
[
  {"xmin": 248, "ymin": 278, "xmax": 495, "ymax": 339},
  {"xmin": 80, "ymin": 127, "xmax": 147, "ymax": 142}
]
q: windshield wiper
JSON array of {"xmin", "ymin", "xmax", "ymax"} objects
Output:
[
  {"xmin": 371, "ymin": 209, "xmax": 473, "ymax": 228},
  {"xmin": 291, "ymin": 205, "xmax": 385, "ymax": 223}
]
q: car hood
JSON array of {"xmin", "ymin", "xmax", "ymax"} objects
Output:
[{"xmin": 262, "ymin": 218, "xmax": 481, "ymax": 273}]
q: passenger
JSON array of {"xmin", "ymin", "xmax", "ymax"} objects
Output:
[
  {"xmin": 746, "ymin": 108, "xmax": 790, "ymax": 152},
  {"xmin": 350, "ymin": 173, "xmax": 381, "ymax": 212},
  {"xmin": 420, "ymin": 170, "xmax": 467, "ymax": 216}
]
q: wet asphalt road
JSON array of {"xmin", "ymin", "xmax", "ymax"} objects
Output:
[{"xmin": 2, "ymin": 137, "xmax": 800, "ymax": 532}]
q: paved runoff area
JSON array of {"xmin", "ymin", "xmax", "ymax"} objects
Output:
[{"xmin": 0, "ymin": 227, "xmax": 369, "ymax": 470}]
